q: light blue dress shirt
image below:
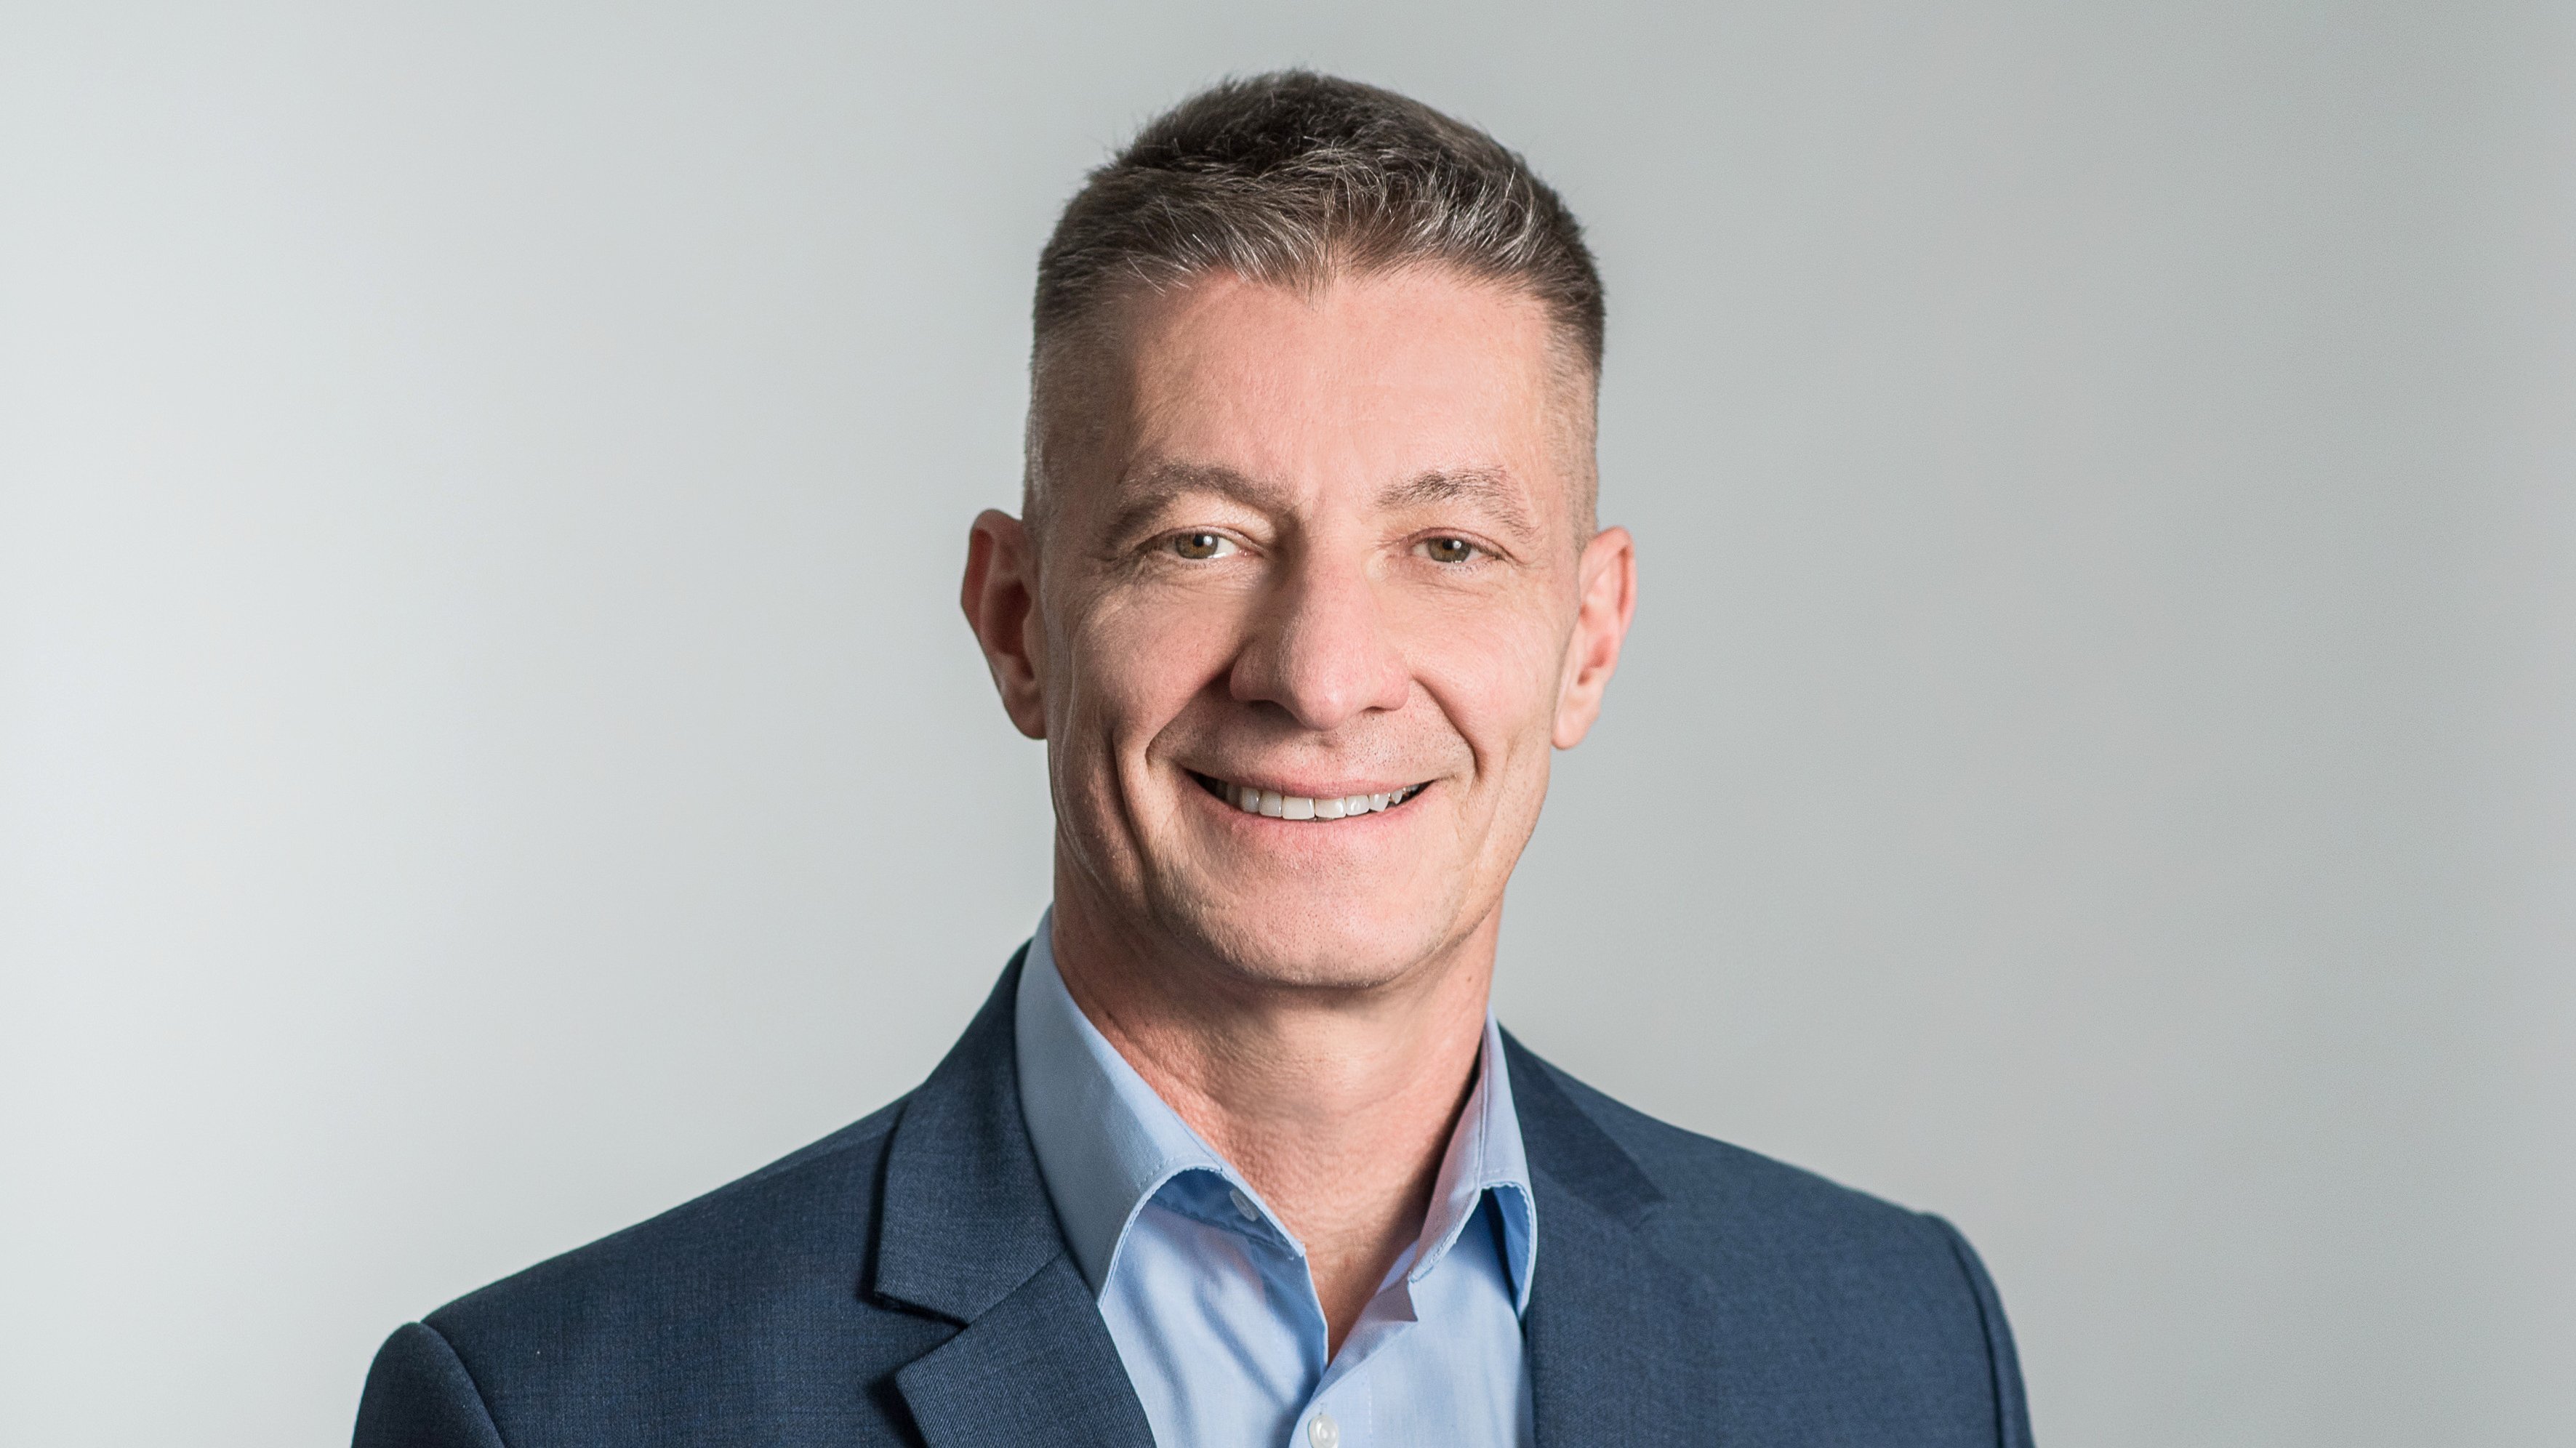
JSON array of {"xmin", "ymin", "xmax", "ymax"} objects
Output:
[{"xmin": 1014, "ymin": 912, "xmax": 1539, "ymax": 1448}]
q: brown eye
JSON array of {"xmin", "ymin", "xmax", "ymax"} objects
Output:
[
  {"xmin": 1171, "ymin": 531, "xmax": 1233, "ymax": 560},
  {"xmin": 1423, "ymin": 536, "xmax": 1478, "ymax": 564}
]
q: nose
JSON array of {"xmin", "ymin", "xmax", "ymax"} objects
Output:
[{"xmin": 1229, "ymin": 546, "xmax": 1411, "ymax": 731}]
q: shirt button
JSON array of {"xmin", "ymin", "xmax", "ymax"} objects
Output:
[
  {"xmin": 1229, "ymin": 1187, "xmax": 1259, "ymax": 1222},
  {"xmin": 1307, "ymin": 1412, "xmax": 1340, "ymax": 1448}
]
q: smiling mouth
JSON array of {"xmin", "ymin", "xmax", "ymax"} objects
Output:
[{"xmin": 1189, "ymin": 771, "xmax": 1430, "ymax": 821}]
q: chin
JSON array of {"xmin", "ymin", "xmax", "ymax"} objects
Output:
[{"xmin": 1154, "ymin": 881, "xmax": 1472, "ymax": 994}]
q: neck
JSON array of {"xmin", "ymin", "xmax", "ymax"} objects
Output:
[{"xmin": 1046, "ymin": 888, "xmax": 1497, "ymax": 1354}]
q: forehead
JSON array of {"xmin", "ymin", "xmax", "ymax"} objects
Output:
[{"xmin": 1072, "ymin": 268, "xmax": 1584, "ymax": 523}]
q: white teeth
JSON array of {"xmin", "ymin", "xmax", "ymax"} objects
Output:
[{"xmin": 1213, "ymin": 777, "xmax": 1421, "ymax": 820}]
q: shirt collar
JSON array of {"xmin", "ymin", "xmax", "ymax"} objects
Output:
[{"xmin": 1013, "ymin": 908, "xmax": 1538, "ymax": 1313}]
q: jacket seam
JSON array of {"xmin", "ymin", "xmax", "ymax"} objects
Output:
[
  {"xmin": 418, "ymin": 1319, "xmax": 513, "ymax": 1448},
  {"xmin": 1925, "ymin": 1212, "xmax": 2013, "ymax": 1448}
]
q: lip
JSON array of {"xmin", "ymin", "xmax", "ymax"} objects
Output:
[
  {"xmin": 1184, "ymin": 768, "xmax": 1436, "ymax": 821},
  {"xmin": 1183, "ymin": 768, "xmax": 1428, "ymax": 799}
]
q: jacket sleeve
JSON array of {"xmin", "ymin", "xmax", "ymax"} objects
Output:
[
  {"xmin": 353, "ymin": 1322, "xmax": 509, "ymax": 1448},
  {"xmin": 1925, "ymin": 1214, "xmax": 2035, "ymax": 1448}
]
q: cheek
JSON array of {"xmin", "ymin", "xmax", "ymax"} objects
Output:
[
  {"xmin": 1059, "ymin": 586, "xmax": 1244, "ymax": 747},
  {"xmin": 1400, "ymin": 598, "xmax": 1570, "ymax": 764}
]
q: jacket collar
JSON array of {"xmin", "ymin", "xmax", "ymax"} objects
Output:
[
  {"xmin": 872, "ymin": 950, "xmax": 1156, "ymax": 1448},
  {"xmin": 1504, "ymin": 1029, "xmax": 1729, "ymax": 1448},
  {"xmin": 868, "ymin": 959, "xmax": 1712, "ymax": 1448}
]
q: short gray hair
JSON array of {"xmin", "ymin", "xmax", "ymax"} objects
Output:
[{"xmin": 1026, "ymin": 71, "xmax": 1605, "ymax": 522}]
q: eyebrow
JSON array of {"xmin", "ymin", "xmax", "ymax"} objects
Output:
[
  {"xmin": 1097, "ymin": 459, "xmax": 1538, "ymax": 543},
  {"xmin": 1376, "ymin": 467, "xmax": 1537, "ymax": 541},
  {"xmin": 1098, "ymin": 460, "xmax": 1291, "ymax": 543}
]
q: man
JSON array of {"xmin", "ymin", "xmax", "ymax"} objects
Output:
[{"xmin": 356, "ymin": 72, "xmax": 2032, "ymax": 1448}]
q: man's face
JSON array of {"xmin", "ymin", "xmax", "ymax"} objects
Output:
[{"xmin": 967, "ymin": 268, "xmax": 1634, "ymax": 994}]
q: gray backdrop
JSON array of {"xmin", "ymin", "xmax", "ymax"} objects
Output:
[{"xmin": 3, "ymin": 3, "xmax": 2569, "ymax": 1444}]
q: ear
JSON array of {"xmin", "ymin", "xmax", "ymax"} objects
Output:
[
  {"xmin": 1553, "ymin": 525, "xmax": 1637, "ymax": 749},
  {"xmin": 961, "ymin": 509, "xmax": 1048, "ymax": 739}
]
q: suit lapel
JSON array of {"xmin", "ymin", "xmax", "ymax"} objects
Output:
[
  {"xmin": 869, "ymin": 976, "xmax": 1715, "ymax": 1448},
  {"xmin": 1506, "ymin": 1032, "xmax": 1724, "ymax": 1448},
  {"xmin": 873, "ymin": 952, "xmax": 1155, "ymax": 1448},
  {"xmin": 893, "ymin": 1254, "xmax": 1152, "ymax": 1448}
]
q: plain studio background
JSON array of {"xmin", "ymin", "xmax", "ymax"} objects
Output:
[{"xmin": 3, "ymin": 3, "xmax": 2569, "ymax": 1444}]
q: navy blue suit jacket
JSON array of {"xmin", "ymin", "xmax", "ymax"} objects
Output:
[{"xmin": 356, "ymin": 957, "xmax": 2034, "ymax": 1447}]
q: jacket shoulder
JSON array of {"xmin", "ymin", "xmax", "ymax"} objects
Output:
[
  {"xmin": 404, "ymin": 1099, "xmax": 953, "ymax": 1446},
  {"xmin": 1520, "ymin": 1047, "xmax": 1950, "ymax": 1252},
  {"xmin": 1512, "ymin": 1046, "xmax": 2032, "ymax": 1446},
  {"xmin": 430, "ymin": 1098, "xmax": 906, "ymax": 1332}
]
